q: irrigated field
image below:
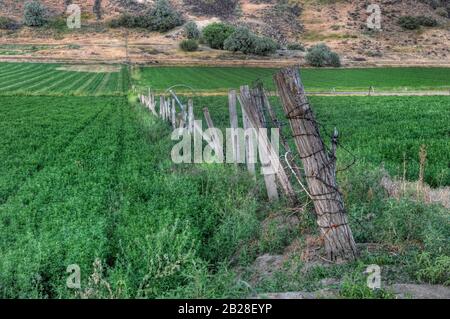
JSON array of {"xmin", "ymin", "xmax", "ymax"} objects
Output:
[
  {"xmin": 188, "ymin": 95, "xmax": 450, "ymax": 187},
  {"xmin": 0, "ymin": 62, "xmax": 448, "ymax": 299},
  {"xmin": 133, "ymin": 66, "xmax": 450, "ymax": 93},
  {"xmin": 0, "ymin": 63, "xmax": 129, "ymax": 96}
]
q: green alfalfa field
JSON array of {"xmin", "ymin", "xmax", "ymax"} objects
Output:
[{"xmin": 0, "ymin": 63, "xmax": 448, "ymax": 298}]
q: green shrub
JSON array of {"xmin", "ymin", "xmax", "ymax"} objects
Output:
[
  {"xmin": 223, "ymin": 26, "xmax": 277, "ymax": 56},
  {"xmin": 252, "ymin": 36, "xmax": 277, "ymax": 56},
  {"xmin": 416, "ymin": 15, "xmax": 438, "ymax": 27},
  {"xmin": 305, "ymin": 43, "xmax": 341, "ymax": 67},
  {"xmin": 184, "ymin": 0, "xmax": 238, "ymax": 17},
  {"xmin": 0, "ymin": 16, "xmax": 20, "ymax": 30},
  {"xmin": 202, "ymin": 22, "xmax": 235, "ymax": 49},
  {"xmin": 223, "ymin": 27, "xmax": 255, "ymax": 54},
  {"xmin": 398, "ymin": 15, "xmax": 438, "ymax": 30},
  {"xmin": 287, "ymin": 43, "xmax": 305, "ymax": 51},
  {"xmin": 435, "ymin": 7, "xmax": 448, "ymax": 17},
  {"xmin": 147, "ymin": 0, "xmax": 183, "ymax": 32},
  {"xmin": 23, "ymin": 1, "xmax": 47, "ymax": 27},
  {"xmin": 184, "ymin": 21, "xmax": 200, "ymax": 39},
  {"xmin": 179, "ymin": 39, "xmax": 199, "ymax": 52}
]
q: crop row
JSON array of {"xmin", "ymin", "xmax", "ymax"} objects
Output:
[{"xmin": 0, "ymin": 63, "xmax": 127, "ymax": 96}]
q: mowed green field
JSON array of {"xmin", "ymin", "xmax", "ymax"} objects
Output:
[
  {"xmin": 0, "ymin": 63, "xmax": 129, "ymax": 96},
  {"xmin": 134, "ymin": 66, "xmax": 450, "ymax": 93},
  {"xmin": 189, "ymin": 95, "xmax": 450, "ymax": 187}
]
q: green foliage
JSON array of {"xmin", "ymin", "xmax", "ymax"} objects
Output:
[
  {"xmin": 0, "ymin": 63, "xmax": 128, "ymax": 96},
  {"xmin": 339, "ymin": 269, "xmax": 394, "ymax": 299},
  {"xmin": 223, "ymin": 27, "xmax": 277, "ymax": 56},
  {"xmin": 305, "ymin": 43, "xmax": 341, "ymax": 67},
  {"xmin": 179, "ymin": 39, "xmax": 198, "ymax": 52},
  {"xmin": 184, "ymin": 0, "xmax": 238, "ymax": 17},
  {"xmin": 416, "ymin": 253, "xmax": 450, "ymax": 285},
  {"xmin": 23, "ymin": 1, "xmax": 47, "ymax": 27},
  {"xmin": 0, "ymin": 16, "xmax": 20, "ymax": 30},
  {"xmin": 398, "ymin": 15, "xmax": 438, "ymax": 30},
  {"xmin": 147, "ymin": 0, "xmax": 183, "ymax": 32},
  {"xmin": 287, "ymin": 42, "xmax": 305, "ymax": 51},
  {"xmin": 184, "ymin": 21, "xmax": 200, "ymax": 39},
  {"xmin": 435, "ymin": 7, "xmax": 448, "ymax": 17},
  {"xmin": 202, "ymin": 22, "xmax": 235, "ymax": 49}
]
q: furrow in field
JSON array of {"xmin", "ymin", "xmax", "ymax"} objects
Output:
[
  {"xmin": 0, "ymin": 64, "xmax": 49, "ymax": 88},
  {"xmin": 94, "ymin": 72, "xmax": 112, "ymax": 96},
  {"xmin": 0, "ymin": 69, "xmax": 61, "ymax": 91}
]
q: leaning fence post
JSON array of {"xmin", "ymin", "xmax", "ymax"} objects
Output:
[
  {"xmin": 274, "ymin": 66, "xmax": 358, "ymax": 262},
  {"xmin": 240, "ymin": 85, "xmax": 296, "ymax": 201},
  {"xmin": 188, "ymin": 99, "xmax": 194, "ymax": 134},
  {"xmin": 240, "ymin": 101, "xmax": 256, "ymax": 178},
  {"xmin": 228, "ymin": 90, "xmax": 240, "ymax": 164},
  {"xmin": 171, "ymin": 99, "xmax": 176, "ymax": 129}
]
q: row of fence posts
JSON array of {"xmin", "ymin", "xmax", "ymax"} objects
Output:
[
  {"xmin": 138, "ymin": 86, "xmax": 296, "ymax": 203},
  {"xmin": 137, "ymin": 66, "xmax": 359, "ymax": 262}
]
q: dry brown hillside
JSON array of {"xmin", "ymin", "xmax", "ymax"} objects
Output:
[{"xmin": 0, "ymin": 0, "xmax": 449, "ymax": 66}]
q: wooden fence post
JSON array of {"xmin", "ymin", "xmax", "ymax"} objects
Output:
[
  {"xmin": 171, "ymin": 99, "xmax": 176, "ymax": 128},
  {"xmin": 240, "ymin": 101, "xmax": 256, "ymax": 178},
  {"xmin": 188, "ymin": 99, "xmax": 194, "ymax": 134},
  {"xmin": 228, "ymin": 90, "xmax": 240, "ymax": 164},
  {"xmin": 240, "ymin": 86, "xmax": 296, "ymax": 201},
  {"xmin": 274, "ymin": 66, "xmax": 357, "ymax": 262}
]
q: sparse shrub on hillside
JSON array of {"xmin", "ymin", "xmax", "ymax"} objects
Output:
[
  {"xmin": 398, "ymin": 16, "xmax": 421, "ymax": 30},
  {"xmin": 202, "ymin": 23, "xmax": 235, "ymax": 50},
  {"xmin": 93, "ymin": 0, "xmax": 102, "ymax": 20},
  {"xmin": 435, "ymin": 7, "xmax": 448, "ymax": 17},
  {"xmin": 23, "ymin": 1, "xmax": 48, "ymax": 27},
  {"xmin": 184, "ymin": 21, "xmax": 200, "ymax": 39},
  {"xmin": 275, "ymin": 0, "xmax": 303, "ymax": 17},
  {"xmin": 305, "ymin": 43, "xmax": 341, "ymax": 67},
  {"xmin": 398, "ymin": 15, "xmax": 438, "ymax": 30},
  {"xmin": 179, "ymin": 39, "xmax": 199, "ymax": 51},
  {"xmin": 184, "ymin": 0, "xmax": 238, "ymax": 17},
  {"xmin": 147, "ymin": 0, "xmax": 184, "ymax": 32},
  {"xmin": 287, "ymin": 42, "xmax": 305, "ymax": 51},
  {"xmin": 107, "ymin": 0, "xmax": 183, "ymax": 32},
  {"xmin": 0, "ymin": 16, "xmax": 20, "ymax": 30},
  {"xmin": 416, "ymin": 15, "xmax": 438, "ymax": 27}
]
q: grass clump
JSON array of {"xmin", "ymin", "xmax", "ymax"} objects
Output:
[
  {"xmin": 23, "ymin": 1, "xmax": 48, "ymax": 27},
  {"xmin": 223, "ymin": 27, "xmax": 277, "ymax": 56},
  {"xmin": 202, "ymin": 22, "xmax": 235, "ymax": 50}
]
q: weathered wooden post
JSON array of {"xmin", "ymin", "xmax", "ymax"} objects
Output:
[
  {"xmin": 188, "ymin": 99, "xmax": 194, "ymax": 134},
  {"xmin": 171, "ymin": 99, "xmax": 176, "ymax": 129},
  {"xmin": 228, "ymin": 90, "xmax": 240, "ymax": 164},
  {"xmin": 274, "ymin": 66, "xmax": 357, "ymax": 262},
  {"xmin": 241, "ymin": 104, "xmax": 256, "ymax": 178},
  {"xmin": 240, "ymin": 86, "xmax": 296, "ymax": 201}
]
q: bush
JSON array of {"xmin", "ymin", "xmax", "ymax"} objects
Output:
[
  {"xmin": 0, "ymin": 16, "xmax": 20, "ymax": 30},
  {"xmin": 251, "ymin": 36, "xmax": 277, "ymax": 56},
  {"xmin": 202, "ymin": 22, "xmax": 235, "ymax": 50},
  {"xmin": 184, "ymin": 0, "xmax": 238, "ymax": 17},
  {"xmin": 416, "ymin": 15, "xmax": 438, "ymax": 27},
  {"xmin": 93, "ymin": 0, "xmax": 102, "ymax": 20},
  {"xmin": 147, "ymin": 0, "xmax": 184, "ymax": 32},
  {"xmin": 179, "ymin": 39, "xmax": 199, "ymax": 52},
  {"xmin": 23, "ymin": 1, "xmax": 47, "ymax": 27},
  {"xmin": 398, "ymin": 15, "xmax": 438, "ymax": 30},
  {"xmin": 287, "ymin": 43, "xmax": 305, "ymax": 51},
  {"xmin": 305, "ymin": 43, "xmax": 341, "ymax": 67},
  {"xmin": 223, "ymin": 27, "xmax": 277, "ymax": 56},
  {"xmin": 223, "ymin": 27, "xmax": 255, "ymax": 54},
  {"xmin": 435, "ymin": 7, "xmax": 448, "ymax": 17},
  {"xmin": 184, "ymin": 21, "xmax": 200, "ymax": 39}
]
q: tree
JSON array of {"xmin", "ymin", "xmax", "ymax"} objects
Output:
[
  {"xmin": 93, "ymin": 0, "xmax": 102, "ymax": 20},
  {"xmin": 23, "ymin": 1, "xmax": 47, "ymax": 27},
  {"xmin": 202, "ymin": 22, "xmax": 235, "ymax": 49},
  {"xmin": 147, "ymin": 0, "xmax": 183, "ymax": 32},
  {"xmin": 184, "ymin": 21, "xmax": 200, "ymax": 39}
]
